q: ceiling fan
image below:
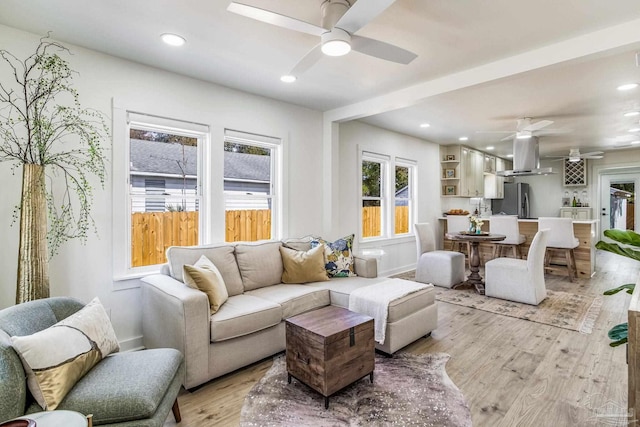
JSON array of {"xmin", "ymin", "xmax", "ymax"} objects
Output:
[
  {"xmin": 476, "ymin": 117, "xmax": 568, "ymax": 141},
  {"xmin": 548, "ymin": 149, "xmax": 604, "ymax": 162},
  {"xmin": 227, "ymin": 0, "xmax": 417, "ymax": 78}
]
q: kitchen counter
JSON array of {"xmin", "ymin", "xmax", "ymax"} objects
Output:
[{"xmin": 438, "ymin": 217, "xmax": 598, "ymax": 278}]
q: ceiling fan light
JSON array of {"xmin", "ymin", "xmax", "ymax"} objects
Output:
[
  {"xmin": 516, "ymin": 131, "xmax": 532, "ymax": 139},
  {"xmin": 568, "ymin": 148, "xmax": 581, "ymax": 162},
  {"xmin": 321, "ymin": 28, "xmax": 351, "ymax": 56}
]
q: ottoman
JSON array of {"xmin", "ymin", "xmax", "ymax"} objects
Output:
[{"xmin": 416, "ymin": 250, "xmax": 465, "ymax": 288}]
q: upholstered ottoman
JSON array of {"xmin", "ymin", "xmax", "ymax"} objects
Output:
[{"xmin": 416, "ymin": 250, "xmax": 465, "ymax": 288}]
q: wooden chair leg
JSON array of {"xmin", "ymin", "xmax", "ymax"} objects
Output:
[
  {"xmin": 570, "ymin": 248, "xmax": 577, "ymax": 278},
  {"xmin": 515, "ymin": 244, "xmax": 521, "ymax": 259},
  {"xmin": 511, "ymin": 245, "xmax": 517, "ymax": 259},
  {"xmin": 172, "ymin": 398, "xmax": 182, "ymax": 422},
  {"xmin": 492, "ymin": 244, "xmax": 498, "ymax": 259}
]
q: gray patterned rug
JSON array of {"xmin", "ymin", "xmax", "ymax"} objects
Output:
[
  {"xmin": 392, "ymin": 270, "xmax": 602, "ymax": 333},
  {"xmin": 240, "ymin": 352, "xmax": 472, "ymax": 427}
]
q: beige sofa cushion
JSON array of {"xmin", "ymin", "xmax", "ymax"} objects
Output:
[
  {"xmin": 281, "ymin": 235, "xmax": 319, "ymax": 252},
  {"xmin": 166, "ymin": 244, "xmax": 244, "ymax": 296},
  {"xmin": 183, "ymin": 257, "xmax": 229, "ymax": 314},
  {"xmin": 235, "ymin": 241, "xmax": 283, "ymax": 291},
  {"xmin": 246, "ymin": 284, "xmax": 330, "ymax": 319},
  {"xmin": 308, "ymin": 278, "xmax": 435, "ymax": 323},
  {"xmin": 210, "ymin": 294, "xmax": 282, "ymax": 342}
]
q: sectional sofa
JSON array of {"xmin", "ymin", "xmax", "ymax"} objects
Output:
[{"xmin": 141, "ymin": 237, "xmax": 437, "ymax": 389}]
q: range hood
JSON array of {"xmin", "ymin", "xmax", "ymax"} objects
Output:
[{"xmin": 497, "ymin": 136, "xmax": 555, "ymax": 177}]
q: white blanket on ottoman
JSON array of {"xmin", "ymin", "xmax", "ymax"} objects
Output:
[{"xmin": 348, "ymin": 279, "xmax": 428, "ymax": 344}]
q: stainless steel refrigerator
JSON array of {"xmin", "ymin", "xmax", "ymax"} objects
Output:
[{"xmin": 491, "ymin": 182, "xmax": 530, "ymax": 218}]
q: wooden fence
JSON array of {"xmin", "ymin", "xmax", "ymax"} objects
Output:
[{"xmin": 131, "ymin": 206, "xmax": 409, "ymax": 266}]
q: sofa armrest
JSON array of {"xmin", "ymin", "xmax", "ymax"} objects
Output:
[
  {"xmin": 141, "ymin": 274, "xmax": 210, "ymax": 389},
  {"xmin": 354, "ymin": 256, "xmax": 378, "ymax": 278}
]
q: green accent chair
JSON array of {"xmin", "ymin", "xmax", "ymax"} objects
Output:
[{"xmin": 0, "ymin": 297, "xmax": 183, "ymax": 426}]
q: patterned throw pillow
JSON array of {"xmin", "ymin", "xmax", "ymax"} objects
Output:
[
  {"xmin": 11, "ymin": 298, "xmax": 120, "ymax": 410},
  {"xmin": 311, "ymin": 234, "xmax": 357, "ymax": 277}
]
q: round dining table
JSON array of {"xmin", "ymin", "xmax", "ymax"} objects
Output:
[{"xmin": 445, "ymin": 231, "xmax": 506, "ymax": 294}]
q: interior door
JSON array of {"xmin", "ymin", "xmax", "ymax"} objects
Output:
[{"xmin": 600, "ymin": 173, "xmax": 640, "ymax": 238}]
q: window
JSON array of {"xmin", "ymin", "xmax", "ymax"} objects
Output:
[
  {"xmin": 394, "ymin": 160, "xmax": 415, "ymax": 235},
  {"xmin": 126, "ymin": 115, "xmax": 207, "ymax": 271},
  {"xmin": 361, "ymin": 152, "xmax": 388, "ymax": 239},
  {"xmin": 223, "ymin": 130, "xmax": 281, "ymax": 242},
  {"xmin": 361, "ymin": 151, "xmax": 416, "ymax": 240}
]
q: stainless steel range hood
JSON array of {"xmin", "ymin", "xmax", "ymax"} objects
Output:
[{"xmin": 497, "ymin": 136, "xmax": 555, "ymax": 177}]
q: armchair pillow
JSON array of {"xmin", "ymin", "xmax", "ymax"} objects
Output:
[
  {"xmin": 10, "ymin": 297, "xmax": 119, "ymax": 410},
  {"xmin": 279, "ymin": 244, "xmax": 330, "ymax": 284}
]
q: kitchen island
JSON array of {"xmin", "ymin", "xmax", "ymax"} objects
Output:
[{"xmin": 439, "ymin": 217, "xmax": 598, "ymax": 279}]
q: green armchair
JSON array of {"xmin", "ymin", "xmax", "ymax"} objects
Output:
[{"xmin": 0, "ymin": 297, "xmax": 183, "ymax": 426}]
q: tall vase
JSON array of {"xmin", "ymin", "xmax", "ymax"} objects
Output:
[{"xmin": 16, "ymin": 163, "xmax": 50, "ymax": 304}]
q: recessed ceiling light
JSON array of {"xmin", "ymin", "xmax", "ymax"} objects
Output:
[
  {"xmin": 280, "ymin": 75, "xmax": 296, "ymax": 83},
  {"xmin": 486, "ymin": 146, "xmax": 494, "ymax": 150},
  {"xmin": 419, "ymin": 123, "xmax": 430, "ymax": 128},
  {"xmin": 161, "ymin": 33, "xmax": 186, "ymax": 46},
  {"xmin": 617, "ymin": 83, "xmax": 639, "ymax": 91},
  {"xmin": 632, "ymin": 140, "xmax": 640, "ymax": 145},
  {"xmin": 624, "ymin": 111, "xmax": 640, "ymax": 117},
  {"xmin": 506, "ymin": 154, "xmax": 514, "ymax": 158},
  {"xmin": 458, "ymin": 137, "xmax": 468, "ymax": 141},
  {"xmin": 630, "ymin": 128, "xmax": 640, "ymax": 133}
]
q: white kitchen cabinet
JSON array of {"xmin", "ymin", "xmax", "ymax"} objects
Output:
[
  {"xmin": 484, "ymin": 154, "xmax": 496, "ymax": 174},
  {"xmin": 461, "ymin": 148, "xmax": 484, "ymax": 197},
  {"xmin": 484, "ymin": 157, "xmax": 508, "ymax": 199},
  {"xmin": 559, "ymin": 207, "xmax": 592, "ymax": 220}
]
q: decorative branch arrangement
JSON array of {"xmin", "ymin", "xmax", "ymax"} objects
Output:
[{"xmin": 0, "ymin": 36, "xmax": 109, "ymax": 303}]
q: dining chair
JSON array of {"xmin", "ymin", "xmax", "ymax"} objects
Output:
[
  {"xmin": 537, "ymin": 217, "xmax": 579, "ymax": 281},
  {"xmin": 489, "ymin": 215, "xmax": 526, "ymax": 259},
  {"xmin": 484, "ymin": 229, "xmax": 549, "ymax": 305},
  {"xmin": 445, "ymin": 215, "xmax": 471, "ymax": 256},
  {"xmin": 414, "ymin": 223, "xmax": 465, "ymax": 288}
]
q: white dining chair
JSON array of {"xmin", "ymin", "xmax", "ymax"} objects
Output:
[
  {"xmin": 489, "ymin": 215, "xmax": 526, "ymax": 259},
  {"xmin": 537, "ymin": 217, "xmax": 579, "ymax": 281},
  {"xmin": 445, "ymin": 215, "xmax": 471, "ymax": 255},
  {"xmin": 484, "ymin": 229, "xmax": 549, "ymax": 305},
  {"xmin": 414, "ymin": 223, "xmax": 465, "ymax": 288}
]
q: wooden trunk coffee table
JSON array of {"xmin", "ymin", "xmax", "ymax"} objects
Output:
[{"xmin": 285, "ymin": 306, "xmax": 375, "ymax": 409}]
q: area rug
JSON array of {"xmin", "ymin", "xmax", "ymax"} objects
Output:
[
  {"xmin": 240, "ymin": 353, "xmax": 472, "ymax": 427},
  {"xmin": 392, "ymin": 270, "xmax": 602, "ymax": 334}
]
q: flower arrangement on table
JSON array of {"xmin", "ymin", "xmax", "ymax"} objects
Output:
[{"xmin": 469, "ymin": 216, "xmax": 484, "ymax": 234}]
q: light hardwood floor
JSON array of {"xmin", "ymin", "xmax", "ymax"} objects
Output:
[{"xmin": 164, "ymin": 250, "xmax": 637, "ymax": 427}]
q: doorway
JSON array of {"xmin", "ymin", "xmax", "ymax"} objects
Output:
[{"xmin": 600, "ymin": 172, "xmax": 640, "ymax": 238}]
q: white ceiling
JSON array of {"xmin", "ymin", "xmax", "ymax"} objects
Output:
[{"xmin": 1, "ymin": 0, "xmax": 640, "ymax": 158}]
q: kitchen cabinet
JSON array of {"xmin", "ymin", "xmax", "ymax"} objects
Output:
[
  {"xmin": 484, "ymin": 157, "xmax": 508, "ymax": 199},
  {"xmin": 461, "ymin": 147, "xmax": 484, "ymax": 197},
  {"xmin": 559, "ymin": 207, "xmax": 592, "ymax": 220},
  {"xmin": 484, "ymin": 154, "xmax": 496, "ymax": 173}
]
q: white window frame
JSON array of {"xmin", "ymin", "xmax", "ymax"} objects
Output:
[
  {"xmin": 223, "ymin": 129, "xmax": 283, "ymax": 242},
  {"xmin": 360, "ymin": 151, "xmax": 390, "ymax": 241},
  {"xmin": 112, "ymin": 109, "xmax": 210, "ymax": 282},
  {"xmin": 394, "ymin": 158, "xmax": 417, "ymax": 236}
]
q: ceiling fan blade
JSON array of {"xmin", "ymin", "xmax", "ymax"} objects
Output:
[
  {"xmin": 583, "ymin": 156, "xmax": 603, "ymax": 159},
  {"xmin": 227, "ymin": 2, "xmax": 325, "ymax": 37},
  {"xmin": 523, "ymin": 120, "xmax": 554, "ymax": 132},
  {"xmin": 288, "ymin": 44, "xmax": 323, "ymax": 76},
  {"xmin": 500, "ymin": 134, "xmax": 517, "ymax": 141},
  {"xmin": 580, "ymin": 151, "xmax": 604, "ymax": 157},
  {"xmin": 351, "ymin": 35, "xmax": 417, "ymax": 64},
  {"xmin": 550, "ymin": 158, "xmax": 567, "ymax": 162},
  {"xmin": 335, "ymin": 0, "xmax": 396, "ymax": 34}
]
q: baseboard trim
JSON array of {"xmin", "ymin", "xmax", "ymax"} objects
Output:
[{"xmin": 381, "ymin": 263, "xmax": 416, "ymax": 277}]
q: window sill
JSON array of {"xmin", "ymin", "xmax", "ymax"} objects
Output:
[{"xmin": 358, "ymin": 234, "xmax": 415, "ymax": 247}]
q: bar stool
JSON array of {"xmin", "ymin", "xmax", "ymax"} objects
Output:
[
  {"xmin": 537, "ymin": 217, "xmax": 579, "ymax": 281},
  {"xmin": 489, "ymin": 215, "xmax": 526, "ymax": 259},
  {"xmin": 445, "ymin": 215, "xmax": 471, "ymax": 256}
]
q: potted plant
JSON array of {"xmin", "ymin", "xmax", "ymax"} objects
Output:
[
  {"xmin": 595, "ymin": 229, "xmax": 640, "ymax": 346},
  {"xmin": 0, "ymin": 36, "xmax": 108, "ymax": 303}
]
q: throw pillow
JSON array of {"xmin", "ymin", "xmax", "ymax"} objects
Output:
[
  {"xmin": 183, "ymin": 255, "xmax": 229, "ymax": 313},
  {"xmin": 311, "ymin": 234, "xmax": 357, "ymax": 277},
  {"xmin": 11, "ymin": 297, "xmax": 120, "ymax": 410},
  {"xmin": 279, "ymin": 244, "xmax": 330, "ymax": 284}
]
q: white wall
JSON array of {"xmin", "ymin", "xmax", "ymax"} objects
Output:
[
  {"xmin": 338, "ymin": 121, "xmax": 441, "ymax": 275},
  {"xmin": 0, "ymin": 25, "xmax": 324, "ymax": 349}
]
